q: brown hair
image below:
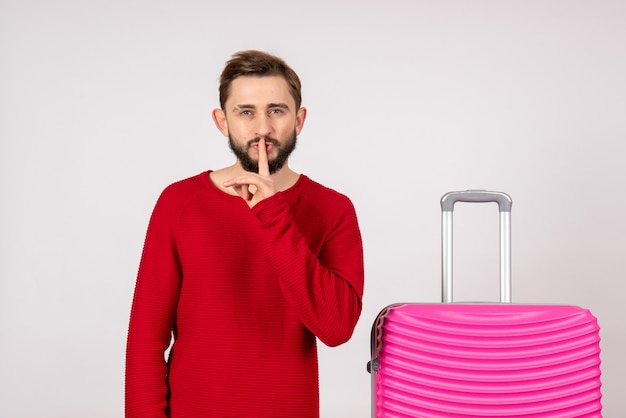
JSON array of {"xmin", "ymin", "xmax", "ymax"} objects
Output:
[{"xmin": 218, "ymin": 50, "xmax": 302, "ymax": 110}]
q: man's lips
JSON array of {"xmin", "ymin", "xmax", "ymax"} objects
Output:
[
  {"xmin": 252, "ymin": 142, "xmax": 272, "ymax": 151},
  {"xmin": 250, "ymin": 138, "xmax": 276, "ymax": 151}
]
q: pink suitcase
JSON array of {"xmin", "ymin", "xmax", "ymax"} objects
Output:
[{"xmin": 368, "ymin": 191, "xmax": 602, "ymax": 417}]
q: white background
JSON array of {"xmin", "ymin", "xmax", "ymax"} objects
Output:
[{"xmin": 1, "ymin": 0, "xmax": 624, "ymax": 416}]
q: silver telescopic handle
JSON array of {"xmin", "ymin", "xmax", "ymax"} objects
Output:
[{"xmin": 440, "ymin": 190, "xmax": 512, "ymax": 304}]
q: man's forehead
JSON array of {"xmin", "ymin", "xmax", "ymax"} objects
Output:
[{"xmin": 228, "ymin": 76, "xmax": 294, "ymax": 105}]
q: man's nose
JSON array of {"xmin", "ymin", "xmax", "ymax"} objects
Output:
[{"xmin": 255, "ymin": 114, "xmax": 272, "ymax": 137}]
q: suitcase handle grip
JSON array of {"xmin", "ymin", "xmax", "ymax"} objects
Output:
[
  {"xmin": 441, "ymin": 190, "xmax": 512, "ymax": 212},
  {"xmin": 440, "ymin": 190, "xmax": 512, "ymax": 303}
]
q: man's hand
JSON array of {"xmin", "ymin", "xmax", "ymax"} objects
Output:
[{"xmin": 223, "ymin": 138, "xmax": 276, "ymax": 208}]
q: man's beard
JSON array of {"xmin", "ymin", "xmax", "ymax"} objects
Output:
[{"xmin": 228, "ymin": 130, "xmax": 298, "ymax": 175}]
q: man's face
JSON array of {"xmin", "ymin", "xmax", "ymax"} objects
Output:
[{"xmin": 215, "ymin": 75, "xmax": 306, "ymax": 174}]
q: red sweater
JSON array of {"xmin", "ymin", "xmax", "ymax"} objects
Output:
[{"xmin": 125, "ymin": 172, "xmax": 364, "ymax": 418}]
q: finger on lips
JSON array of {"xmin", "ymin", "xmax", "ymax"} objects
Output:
[{"xmin": 257, "ymin": 138, "xmax": 270, "ymax": 176}]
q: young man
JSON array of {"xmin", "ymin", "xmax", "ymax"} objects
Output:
[{"xmin": 125, "ymin": 50, "xmax": 364, "ymax": 418}]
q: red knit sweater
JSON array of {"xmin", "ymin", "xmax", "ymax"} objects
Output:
[{"xmin": 125, "ymin": 171, "xmax": 364, "ymax": 418}]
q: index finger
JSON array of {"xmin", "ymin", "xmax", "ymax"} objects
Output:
[{"xmin": 257, "ymin": 138, "xmax": 270, "ymax": 177}]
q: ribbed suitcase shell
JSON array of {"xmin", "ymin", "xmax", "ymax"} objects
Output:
[
  {"xmin": 371, "ymin": 303, "xmax": 602, "ymax": 417},
  {"xmin": 369, "ymin": 191, "xmax": 602, "ymax": 417}
]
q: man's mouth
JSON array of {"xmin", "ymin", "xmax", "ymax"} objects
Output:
[{"xmin": 249, "ymin": 138, "xmax": 277, "ymax": 151}]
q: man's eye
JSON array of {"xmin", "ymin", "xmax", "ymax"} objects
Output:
[
  {"xmin": 269, "ymin": 109, "xmax": 283, "ymax": 114},
  {"xmin": 240, "ymin": 110, "xmax": 252, "ymax": 116}
]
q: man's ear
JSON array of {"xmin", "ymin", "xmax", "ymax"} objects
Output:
[
  {"xmin": 212, "ymin": 108, "xmax": 229, "ymax": 137},
  {"xmin": 295, "ymin": 106, "xmax": 307, "ymax": 135}
]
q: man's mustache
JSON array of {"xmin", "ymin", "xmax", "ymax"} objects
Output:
[{"xmin": 247, "ymin": 137, "xmax": 279, "ymax": 147}]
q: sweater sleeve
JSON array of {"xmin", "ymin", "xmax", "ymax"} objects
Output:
[
  {"xmin": 125, "ymin": 187, "xmax": 183, "ymax": 418},
  {"xmin": 251, "ymin": 191, "xmax": 364, "ymax": 347}
]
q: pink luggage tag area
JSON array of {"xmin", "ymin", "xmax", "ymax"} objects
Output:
[{"xmin": 369, "ymin": 191, "xmax": 602, "ymax": 417}]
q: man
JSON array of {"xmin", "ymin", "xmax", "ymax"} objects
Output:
[{"xmin": 125, "ymin": 50, "xmax": 364, "ymax": 418}]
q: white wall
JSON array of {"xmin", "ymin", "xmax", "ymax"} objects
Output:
[{"xmin": 1, "ymin": 0, "xmax": 624, "ymax": 416}]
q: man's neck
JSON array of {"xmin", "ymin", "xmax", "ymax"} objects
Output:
[{"xmin": 271, "ymin": 166, "xmax": 300, "ymax": 192}]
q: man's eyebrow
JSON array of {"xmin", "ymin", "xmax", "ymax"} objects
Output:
[
  {"xmin": 268, "ymin": 103, "xmax": 289, "ymax": 109},
  {"xmin": 232, "ymin": 104, "xmax": 256, "ymax": 112}
]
